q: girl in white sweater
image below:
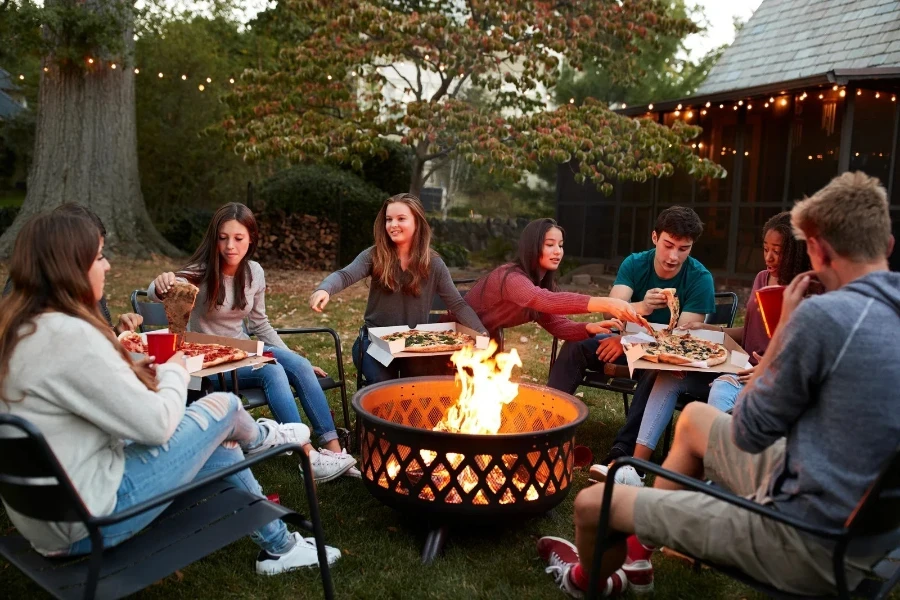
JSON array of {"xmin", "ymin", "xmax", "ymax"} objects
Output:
[{"xmin": 0, "ymin": 210, "xmax": 338, "ymax": 574}]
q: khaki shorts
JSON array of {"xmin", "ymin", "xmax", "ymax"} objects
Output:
[{"xmin": 632, "ymin": 413, "xmax": 868, "ymax": 595}]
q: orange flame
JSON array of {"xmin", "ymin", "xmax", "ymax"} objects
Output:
[{"xmin": 434, "ymin": 340, "xmax": 521, "ymax": 435}]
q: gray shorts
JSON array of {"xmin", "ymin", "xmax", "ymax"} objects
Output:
[{"xmin": 632, "ymin": 413, "xmax": 869, "ymax": 595}]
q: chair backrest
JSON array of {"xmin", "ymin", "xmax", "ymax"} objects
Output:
[
  {"xmin": 704, "ymin": 291, "xmax": 739, "ymax": 328},
  {"xmin": 845, "ymin": 442, "xmax": 900, "ymax": 539},
  {"xmin": 131, "ymin": 289, "xmax": 169, "ymax": 332},
  {"xmin": 0, "ymin": 414, "xmax": 94, "ymax": 524},
  {"xmin": 428, "ymin": 279, "xmax": 476, "ymax": 323}
]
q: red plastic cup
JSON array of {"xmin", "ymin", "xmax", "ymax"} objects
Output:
[
  {"xmin": 573, "ymin": 445, "xmax": 593, "ymax": 468},
  {"xmin": 266, "ymin": 493, "xmax": 281, "ymax": 505},
  {"xmin": 146, "ymin": 332, "xmax": 177, "ymax": 363},
  {"xmin": 755, "ymin": 285, "xmax": 785, "ymax": 338}
]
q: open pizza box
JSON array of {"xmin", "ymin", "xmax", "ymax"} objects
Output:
[
  {"xmin": 366, "ymin": 322, "xmax": 490, "ymax": 367},
  {"xmin": 620, "ymin": 322, "xmax": 750, "ymax": 378},
  {"xmin": 127, "ymin": 330, "xmax": 275, "ymax": 390}
]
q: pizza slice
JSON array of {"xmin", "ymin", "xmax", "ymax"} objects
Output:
[
  {"xmin": 181, "ymin": 342, "xmax": 248, "ymax": 368},
  {"xmin": 662, "ymin": 288, "xmax": 680, "ymax": 332},
  {"xmin": 163, "ymin": 281, "xmax": 199, "ymax": 334},
  {"xmin": 118, "ymin": 330, "xmax": 147, "ymax": 354}
]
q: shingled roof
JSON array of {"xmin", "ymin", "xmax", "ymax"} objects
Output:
[{"xmin": 697, "ymin": 0, "xmax": 900, "ymax": 95}]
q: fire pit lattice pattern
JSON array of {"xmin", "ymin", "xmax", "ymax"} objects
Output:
[{"xmin": 354, "ymin": 378, "xmax": 587, "ymax": 516}]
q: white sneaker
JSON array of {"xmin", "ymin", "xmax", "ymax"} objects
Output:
[
  {"xmin": 302, "ymin": 448, "xmax": 357, "ymax": 483},
  {"xmin": 589, "ymin": 464, "xmax": 645, "ymax": 487},
  {"xmin": 246, "ymin": 419, "xmax": 311, "ymax": 456},
  {"xmin": 328, "ymin": 448, "xmax": 362, "ymax": 478},
  {"xmin": 255, "ymin": 531, "xmax": 340, "ymax": 575}
]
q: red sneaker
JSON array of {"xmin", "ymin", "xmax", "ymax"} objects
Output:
[
  {"xmin": 623, "ymin": 535, "xmax": 654, "ymax": 594},
  {"xmin": 537, "ymin": 537, "xmax": 628, "ymax": 598}
]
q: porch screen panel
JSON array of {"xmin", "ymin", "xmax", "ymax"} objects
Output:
[
  {"xmin": 583, "ymin": 205, "xmax": 616, "ymax": 259},
  {"xmin": 556, "ymin": 204, "xmax": 586, "ymax": 259},
  {"xmin": 849, "ymin": 91, "xmax": 895, "ymax": 191},
  {"xmin": 690, "ymin": 204, "xmax": 730, "ymax": 271},
  {"xmin": 787, "ymin": 91, "xmax": 842, "ymax": 201},
  {"xmin": 735, "ymin": 205, "xmax": 784, "ymax": 275}
]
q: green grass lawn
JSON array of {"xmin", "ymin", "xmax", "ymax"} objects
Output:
[
  {"xmin": 0, "ymin": 191, "xmax": 25, "ymax": 208},
  {"xmin": 0, "ymin": 259, "xmax": 891, "ymax": 599}
]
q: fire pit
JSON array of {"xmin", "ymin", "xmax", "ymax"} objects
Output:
[{"xmin": 353, "ymin": 373, "xmax": 587, "ymax": 561}]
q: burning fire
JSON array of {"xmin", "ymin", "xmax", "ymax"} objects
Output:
[{"xmin": 434, "ymin": 340, "xmax": 521, "ymax": 435}]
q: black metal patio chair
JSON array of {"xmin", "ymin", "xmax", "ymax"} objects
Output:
[
  {"xmin": 130, "ymin": 290, "xmax": 351, "ymax": 438},
  {"xmin": 547, "ymin": 291, "xmax": 739, "ymax": 417},
  {"xmin": 587, "ymin": 453, "xmax": 900, "ymax": 600},
  {"xmin": 0, "ymin": 414, "xmax": 335, "ymax": 600}
]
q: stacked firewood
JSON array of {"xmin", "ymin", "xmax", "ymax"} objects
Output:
[{"xmin": 255, "ymin": 211, "xmax": 338, "ymax": 270}]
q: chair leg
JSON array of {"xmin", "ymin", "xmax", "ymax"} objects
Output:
[
  {"xmin": 297, "ymin": 451, "xmax": 336, "ymax": 600},
  {"xmin": 83, "ymin": 527, "xmax": 105, "ymax": 600}
]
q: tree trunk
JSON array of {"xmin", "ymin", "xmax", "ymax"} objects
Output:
[
  {"xmin": 408, "ymin": 141, "xmax": 429, "ymax": 197},
  {"xmin": 0, "ymin": 18, "xmax": 179, "ymax": 258}
]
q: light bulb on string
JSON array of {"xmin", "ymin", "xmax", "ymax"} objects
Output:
[
  {"xmin": 134, "ymin": 68, "xmax": 140, "ymax": 74},
  {"xmin": 110, "ymin": 64, "xmax": 116, "ymax": 70},
  {"xmin": 87, "ymin": 58, "xmax": 94, "ymax": 64},
  {"xmin": 875, "ymin": 92, "xmax": 880, "ymax": 98},
  {"xmin": 198, "ymin": 84, "xmax": 205, "ymax": 91},
  {"xmin": 719, "ymin": 104, "xmax": 724, "ymax": 108},
  {"xmin": 18, "ymin": 74, "xmax": 23, "ymax": 80},
  {"xmin": 818, "ymin": 93, "xmax": 824, "ymax": 99},
  {"xmin": 674, "ymin": 110, "xmax": 680, "ymax": 116},
  {"xmin": 893, "ymin": 95, "xmax": 897, "ymax": 102},
  {"xmin": 738, "ymin": 100, "xmax": 743, "ymax": 106},
  {"xmin": 648, "ymin": 103, "xmax": 654, "ymax": 110},
  {"xmin": 856, "ymin": 89, "xmax": 862, "ymax": 96},
  {"xmin": 206, "ymin": 77, "xmax": 211, "ymax": 83},
  {"xmin": 765, "ymin": 102, "xmax": 769, "ymax": 107},
  {"xmin": 832, "ymin": 84, "xmax": 838, "ymax": 91},
  {"xmin": 700, "ymin": 109, "xmax": 707, "ymax": 115},
  {"xmin": 676, "ymin": 103, "xmax": 682, "ymax": 110},
  {"xmin": 158, "ymin": 72, "xmax": 164, "ymax": 78},
  {"xmin": 769, "ymin": 97, "xmax": 774, "ymax": 103},
  {"xmin": 839, "ymin": 89, "xmax": 846, "ymax": 97},
  {"xmin": 229, "ymin": 78, "xmax": 235, "ymax": 84},
  {"xmin": 181, "ymin": 74, "xmax": 187, "ymax": 80},
  {"xmin": 705, "ymin": 101, "xmax": 711, "ymax": 107},
  {"xmin": 686, "ymin": 110, "xmax": 693, "ymax": 118},
  {"xmin": 43, "ymin": 67, "xmax": 49, "ymax": 73}
]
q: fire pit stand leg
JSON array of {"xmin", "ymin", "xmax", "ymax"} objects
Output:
[{"xmin": 421, "ymin": 525, "xmax": 449, "ymax": 564}]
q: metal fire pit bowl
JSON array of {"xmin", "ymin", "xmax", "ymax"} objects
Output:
[{"xmin": 353, "ymin": 376, "xmax": 588, "ymax": 520}]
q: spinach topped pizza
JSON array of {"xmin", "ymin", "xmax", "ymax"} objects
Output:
[
  {"xmin": 381, "ymin": 329, "xmax": 475, "ymax": 353},
  {"xmin": 643, "ymin": 333, "xmax": 728, "ymax": 367}
]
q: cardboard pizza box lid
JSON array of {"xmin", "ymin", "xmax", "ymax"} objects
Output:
[
  {"xmin": 621, "ymin": 322, "xmax": 750, "ymax": 377},
  {"xmin": 366, "ymin": 322, "xmax": 490, "ymax": 366}
]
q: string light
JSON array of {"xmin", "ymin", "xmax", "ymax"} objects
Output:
[
  {"xmin": 18, "ymin": 74, "xmax": 24, "ymax": 80},
  {"xmin": 700, "ymin": 109, "xmax": 707, "ymax": 115},
  {"xmin": 569, "ymin": 97, "xmax": 575, "ymax": 104},
  {"xmin": 733, "ymin": 105, "xmax": 738, "ymax": 111},
  {"xmin": 839, "ymin": 89, "xmax": 846, "ymax": 97},
  {"xmin": 181, "ymin": 74, "xmax": 187, "ymax": 80},
  {"xmin": 674, "ymin": 110, "xmax": 680, "ymax": 116},
  {"xmin": 738, "ymin": 100, "xmax": 743, "ymax": 106},
  {"xmin": 229, "ymin": 78, "xmax": 235, "ymax": 84},
  {"xmin": 719, "ymin": 104, "xmax": 724, "ymax": 108},
  {"xmin": 134, "ymin": 68, "xmax": 140, "ymax": 74},
  {"xmin": 832, "ymin": 84, "xmax": 838, "ymax": 91},
  {"xmin": 43, "ymin": 67, "xmax": 49, "ymax": 72},
  {"xmin": 818, "ymin": 93, "xmax": 824, "ymax": 99},
  {"xmin": 764, "ymin": 102, "xmax": 769, "ymax": 107},
  {"xmin": 780, "ymin": 98, "xmax": 788, "ymax": 106},
  {"xmin": 87, "ymin": 58, "xmax": 94, "ymax": 64},
  {"xmin": 686, "ymin": 110, "xmax": 693, "ymax": 118},
  {"xmin": 648, "ymin": 103, "xmax": 654, "ymax": 110},
  {"xmin": 747, "ymin": 104, "xmax": 752, "ymax": 110},
  {"xmin": 769, "ymin": 97, "xmax": 774, "ymax": 103},
  {"xmin": 326, "ymin": 74, "xmax": 332, "ymax": 80},
  {"xmin": 158, "ymin": 72, "xmax": 164, "ymax": 78},
  {"xmin": 206, "ymin": 77, "xmax": 211, "ymax": 83},
  {"xmin": 622, "ymin": 103, "xmax": 627, "ymax": 108},
  {"xmin": 857, "ymin": 89, "xmax": 862, "ymax": 95},
  {"xmin": 198, "ymin": 84, "xmax": 205, "ymax": 91},
  {"xmin": 705, "ymin": 101, "xmax": 711, "ymax": 108},
  {"xmin": 698, "ymin": 142, "xmax": 704, "ymax": 149},
  {"xmin": 676, "ymin": 103, "xmax": 682, "ymax": 110},
  {"xmin": 110, "ymin": 63, "xmax": 116, "ymax": 70},
  {"xmin": 876, "ymin": 92, "xmax": 881, "ymax": 98}
]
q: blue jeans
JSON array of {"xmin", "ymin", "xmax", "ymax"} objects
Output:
[
  {"xmin": 66, "ymin": 393, "xmax": 293, "ymax": 556},
  {"xmin": 636, "ymin": 372, "xmax": 742, "ymax": 451},
  {"xmin": 220, "ymin": 345, "xmax": 337, "ymax": 446},
  {"xmin": 352, "ymin": 329, "xmax": 400, "ymax": 384},
  {"xmin": 546, "ymin": 335, "xmax": 629, "ymax": 394}
]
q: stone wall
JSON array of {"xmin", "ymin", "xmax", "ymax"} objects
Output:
[{"xmin": 430, "ymin": 217, "xmax": 530, "ymax": 251}]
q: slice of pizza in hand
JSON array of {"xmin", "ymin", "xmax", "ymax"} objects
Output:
[
  {"xmin": 163, "ymin": 281, "xmax": 199, "ymax": 334},
  {"xmin": 118, "ymin": 330, "xmax": 148, "ymax": 354},
  {"xmin": 661, "ymin": 288, "xmax": 680, "ymax": 332}
]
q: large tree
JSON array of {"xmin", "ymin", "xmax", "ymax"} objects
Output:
[
  {"xmin": 0, "ymin": 0, "xmax": 178, "ymax": 257},
  {"xmin": 224, "ymin": 0, "xmax": 726, "ymax": 197}
]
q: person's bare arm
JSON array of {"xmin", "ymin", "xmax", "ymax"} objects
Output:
[{"xmin": 677, "ymin": 311, "xmax": 705, "ymax": 326}]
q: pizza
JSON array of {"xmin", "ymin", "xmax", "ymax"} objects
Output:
[
  {"xmin": 643, "ymin": 333, "xmax": 728, "ymax": 367},
  {"xmin": 662, "ymin": 287, "xmax": 680, "ymax": 332},
  {"xmin": 163, "ymin": 281, "xmax": 199, "ymax": 334},
  {"xmin": 381, "ymin": 329, "xmax": 475, "ymax": 353},
  {"xmin": 117, "ymin": 331, "xmax": 248, "ymax": 368}
]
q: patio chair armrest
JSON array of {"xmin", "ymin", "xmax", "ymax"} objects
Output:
[
  {"xmin": 89, "ymin": 444, "xmax": 305, "ymax": 526},
  {"xmin": 606, "ymin": 458, "xmax": 847, "ymax": 541},
  {"xmin": 274, "ymin": 327, "xmax": 341, "ymax": 344}
]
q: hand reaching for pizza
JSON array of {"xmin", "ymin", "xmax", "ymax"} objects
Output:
[
  {"xmin": 309, "ymin": 290, "xmax": 330, "ymax": 313},
  {"xmin": 586, "ymin": 319, "xmax": 625, "ymax": 335},
  {"xmin": 596, "ymin": 335, "xmax": 624, "ymax": 363},
  {"xmin": 114, "ymin": 313, "xmax": 144, "ymax": 335},
  {"xmin": 153, "ymin": 272, "xmax": 178, "ymax": 297}
]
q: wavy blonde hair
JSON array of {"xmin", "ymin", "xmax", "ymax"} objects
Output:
[
  {"xmin": 371, "ymin": 193, "xmax": 434, "ymax": 297},
  {"xmin": 0, "ymin": 210, "xmax": 157, "ymax": 404}
]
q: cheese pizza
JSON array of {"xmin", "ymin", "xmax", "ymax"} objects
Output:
[{"xmin": 381, "ymin": 329, "xmax": 475, "ymax": 353}]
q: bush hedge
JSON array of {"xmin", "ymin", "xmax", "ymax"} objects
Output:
[
  {"xmin": 256, "ymin": 164, "xmax": 386, "ymax": 265},
  {"xmin": 432, "ymin": 241, "xmax": 469, "ymax": 268},
  {"xmin": 355, "ymin": 140, "xmax": 414, "ymax": 197}
]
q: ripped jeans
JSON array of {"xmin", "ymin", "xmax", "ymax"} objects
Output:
[
  {"xmin": 65, "ymin": 393, "xmax": 293, "ymax": 556},
  {"xmin": 636, "ymin": 372, "xmax": 743, "ymax": 451}
]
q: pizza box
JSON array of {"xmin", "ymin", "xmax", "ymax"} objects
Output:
[
  {"xmin": 366, "ymin": 322, "xmax": 490, "ymax": 367},
  {"xmin": 620, "ymin": 322, "xmax": 750, "ymax": 377},
  {"xmin": 127, "ymin": 330, "xmax": 275, "ymax": 390}
]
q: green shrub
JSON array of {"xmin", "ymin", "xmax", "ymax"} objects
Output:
[
  {"xmin": 257, "ymin": 164, "xmax": 386, "ymax": 264},
  {"xmin": 156, "ymin": 208, "xmax": 215, "ymax": 254},
  {"xmin": 355, "ymin": 140, "xmax": 414, "ymax": 196},
  {"xmin": 478, "ymin": 236, "xmax": 516, "ymax": 264},
  {"xmin": 433, "ymin": 241, "xmax": 469, "ymax": 268}
]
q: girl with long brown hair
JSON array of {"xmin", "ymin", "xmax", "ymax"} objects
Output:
[
  {"xmin": 150, "ymin": 203, "xmax": 356, "ymax": 483},
  {"xmin": 309, "ymin": 193, "xmax": 488, "ymax": 383},
  {"xmin": 459, "ymin": 218, "xmax": 645, "ymax": 341},
  {"xmin": 0, "ymin": 209, "xmax": 338, "ymax": 573}
]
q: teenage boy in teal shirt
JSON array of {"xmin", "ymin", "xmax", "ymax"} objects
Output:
[{"xmin": 547, "ymin": 206, "xmax": 715, "ymax": 467}]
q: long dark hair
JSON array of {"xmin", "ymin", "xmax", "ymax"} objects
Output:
[
  {"xmin": 179, "ymin": 203, "xmax": 259, "ymax": 313},
  {"xmin": 371, "ymin": 193, "xmax": 434, "ymax": 297},
  {"xmin": 763, "ymin": 211, "xmax": 810, "ymax": 285},
  {"xmin": 0, "ymin": 211, "xmax": 156, "ymax": 403}
]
